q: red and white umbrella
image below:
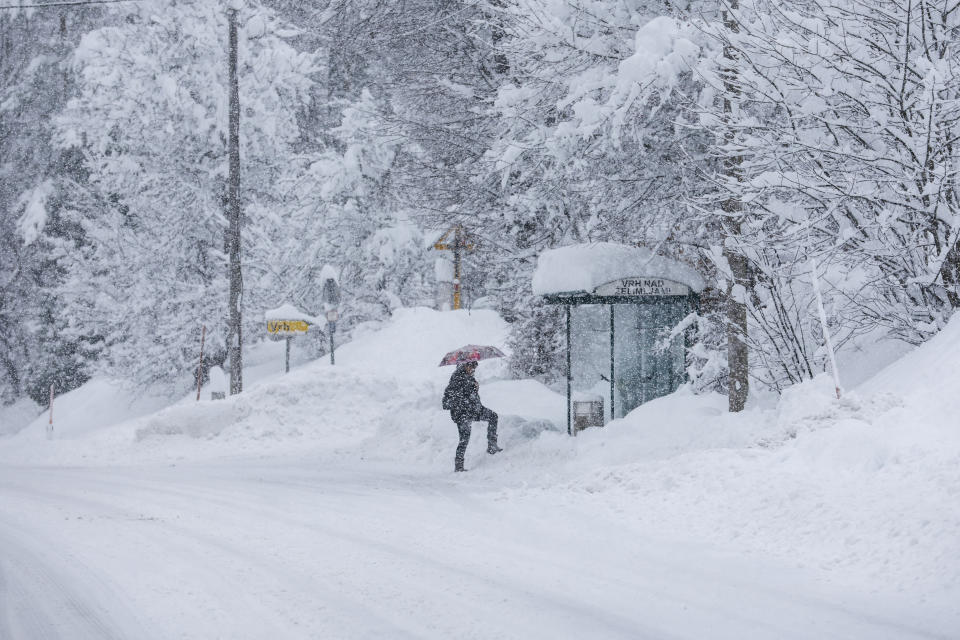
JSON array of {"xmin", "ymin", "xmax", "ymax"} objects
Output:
[{"xmin": 438, "ymin": 344, "xmax": 506, "ymax": 366}]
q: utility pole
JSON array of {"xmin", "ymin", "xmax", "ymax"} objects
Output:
[
  {"xmin": 227, "ymin": 6, "xmax": 243, "ymax": 395},
  {"xmin": 722, "ymin": 0, "xmax": 749, "ymax": 412}
]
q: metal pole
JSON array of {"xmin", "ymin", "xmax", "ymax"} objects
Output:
[
  {"xmin": 329, "ymin": 325, "xmax": 335, "ymax": 365},
  {"xmin": 196, "ymin": 324, "xmax": 206, "ymax": 401},
  {"xmin": 566, "ymin": 305, "xmax": 572, "ymax": 436},
  {"xmin": 285, "ymin": 336, "xmax": 291, "ymax": 373},
  {"xmin": 609, "ymin": 304, "xmax": 615, "ymax": 422}
]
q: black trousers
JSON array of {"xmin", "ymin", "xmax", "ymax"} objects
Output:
[{"xmin": 455, "ymin": 407, "xmax": 498, "ymax": 470}]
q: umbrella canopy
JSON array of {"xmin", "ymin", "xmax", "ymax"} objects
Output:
[{"xmin": 439, "ymin": 344, "xmax": 506, "ymax": 366}]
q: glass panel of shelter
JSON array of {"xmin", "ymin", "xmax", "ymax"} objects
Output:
[
  {"xmin": 568, "ymin": 298, "xmax": 691, "ymax": 423},
  {"xmin": 569, "ymin": 304, "xmax": 610, "ymax": 412},
  {"xmin": 614, "ymin": 299, "xmax": 689, "ymax": 418}
]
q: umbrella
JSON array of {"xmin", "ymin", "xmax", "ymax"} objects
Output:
[{"xmin": 439, "ymin": 344, "xmax": 506, "ymax": 366}]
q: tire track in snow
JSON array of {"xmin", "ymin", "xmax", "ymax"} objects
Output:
[
  {"xmin": 2, "ymin": 465, "xmax": 952, "ymax": 640},
  {"xmin": 216, "ymin": 465, "xmax": 954, "ymax": 640},
  {"xmin": 0, "ymin": 478, "xmax": 419, "ymax": 639},
  {"xmin": 2, "ymin": 467, "xmax": 667, "ymax": 639},
  {"xmin": 0, "ymin": 519, "xmax": 142, "ymax": 640}
]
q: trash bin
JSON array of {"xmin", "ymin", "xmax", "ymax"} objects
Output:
[{"xmin": 573, "ymin": 399, "xmax": 604, "ymax": 432}]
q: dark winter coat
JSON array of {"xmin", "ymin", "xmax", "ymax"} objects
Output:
[{"xmin": 442, "ymin": 365, "xmax": 484, "ymax": 423}]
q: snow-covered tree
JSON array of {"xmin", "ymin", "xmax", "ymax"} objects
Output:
[
  {"xmin": 0, "ymin": 7, "xmax": 106, "ymax": 404},
  {"xmin": 696, "ymin": 0, "xmax": 960, "ymax": 391},
  {"xmin": 477, "ymin": 1, "xmax": 715, "ymax": 382},
  {"xmin": 54, "ymin": 0, "xmax": 316, "ymax": 388}
]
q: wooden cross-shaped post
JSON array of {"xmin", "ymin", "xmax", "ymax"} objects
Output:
[{"xmin": 433, "ymin": 224, "xmax": 473, "ymax": 310}]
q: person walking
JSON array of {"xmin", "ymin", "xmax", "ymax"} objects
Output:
[{"xmin": 442, "ymin": 360, "xmax": 502, "ymax": 472}]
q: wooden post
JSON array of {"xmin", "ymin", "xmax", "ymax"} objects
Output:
[
  {"xmin": 285, "ymin": 336, "xmax": 291, "ymax": 373},
  {"xmin": 196, "ymin": 324, "xmax": 206, "ymax": 401},
  {"xmin": 453, "ymin": 225, "xmax": 462, "ymax": 310},
  {"xmin": 433, "ymin": 225, "xmax": 472, "ymax": 311}
]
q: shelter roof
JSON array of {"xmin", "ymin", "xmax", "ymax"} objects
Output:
[{"xmin": 532, "ymin": 242, "xmax": 706, "ymax": 296}]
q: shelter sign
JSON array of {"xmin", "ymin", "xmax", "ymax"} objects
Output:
[
  {"xmin": 593, "ymin": 277, "xmax": 690, "ymax": 297},
  {"xmin": 266, "ymin": 320, "xmax": 310, "ymax": 336}
]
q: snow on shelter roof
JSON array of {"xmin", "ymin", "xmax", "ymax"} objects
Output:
[{"xmin": 532, "ymin": 242, "xmax": 706, "ymax": 296}]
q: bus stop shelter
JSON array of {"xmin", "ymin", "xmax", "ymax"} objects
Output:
[{"xmin": 532, "ymin": 243, "xmax": 706, "ymax": 435}]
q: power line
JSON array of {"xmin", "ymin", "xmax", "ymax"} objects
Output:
[{"xmin": 0, "ymin": 0, "xmax": 141, "ymax": 10}]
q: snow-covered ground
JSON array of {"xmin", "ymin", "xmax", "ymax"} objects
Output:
[{"xmin": 1, "ymin": 307, "xmax": 957, "ymax": 639}]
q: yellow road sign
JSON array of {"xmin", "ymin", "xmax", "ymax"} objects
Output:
[{"xmin": 266, "ymin": 320, "xmax": 310, "ymax": 335}]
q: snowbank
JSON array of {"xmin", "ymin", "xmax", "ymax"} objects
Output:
[
  {"xmin": 0, "ymin": 307, "xmax": 514, "ymax": 465},
  {"xmin": 7, "ymin": 377, "xmax": 176, "ymax": 443},
  {"xmin": 533, "ymin": 369, "xmax": 960, "ymax": 610},
  {"xmin": 330, "ymin": 307, "xmax": 510, "ymax": 381}
]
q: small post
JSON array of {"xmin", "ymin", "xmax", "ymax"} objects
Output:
[
  {"xmin": 320, "ymin": 267, "xmax": 341, "ymax": 365},
  {"xmin": 196, "ymin": 324, "xmax": 206, "ymax": 401},
  {"xmin": 566, "ymin": 305, "xmax": 572, "ymax": 436},
  {"xmin": 47, "ymin": 383, "xmax": 54, "ymax": 440},
  {"xmin": 329, "ymin": 326, "xmax": 335, "ymax": 365},
  {"xmin": 609, "ymin": 304, "xmax": 615, "ymax": 422},
  {"xmin": 326, "ymin": 309, "xmax": 339, "ymax": 366},
  {"xmin": 285, "ymin": 335, "xmax": 291, "ymax": 373}
]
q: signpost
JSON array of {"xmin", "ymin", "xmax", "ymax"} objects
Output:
[
  {"xmin": 326, "ymin": 309, "xmax": 339, "ymax": 365},
  {"xmin": 263, "ymin": 266, "xmax": 341, "ymax": 373},
  {"xmin": 265, "ymin": 308, "xmax": 313, "ymax": 374},
  {"xmin": 320, "ymin": 265, "xmax": 341, "ymax": 366},
  {"xmin": 433, "ymin": 225, "xmax": 473, "ymax": 310}
]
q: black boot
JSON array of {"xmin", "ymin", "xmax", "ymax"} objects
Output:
[
  {"xmin": 487, "ymin": 444, "xmax": 503, "ymax": 454},
  {"xmin": 455, "ymin": 422, "xmax": 470, "ymax": 472}
]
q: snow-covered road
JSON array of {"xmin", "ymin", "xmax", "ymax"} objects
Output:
[{"xmin": 0, "ymin": 461, "xmax": 947, "ymax": 640}]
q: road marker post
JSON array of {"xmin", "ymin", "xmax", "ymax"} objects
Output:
[
  {"xmin": 47, "ymin": 383, "xmax": 54, "ymax": 440},
  {"xmin": 196, "ymin": 324, "xmax": 206, "ymax": 401}
]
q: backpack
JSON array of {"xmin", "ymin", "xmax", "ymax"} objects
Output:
[{"xmin": 442, "ymin": 384, "xmax": 453, "ymax": 410}]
